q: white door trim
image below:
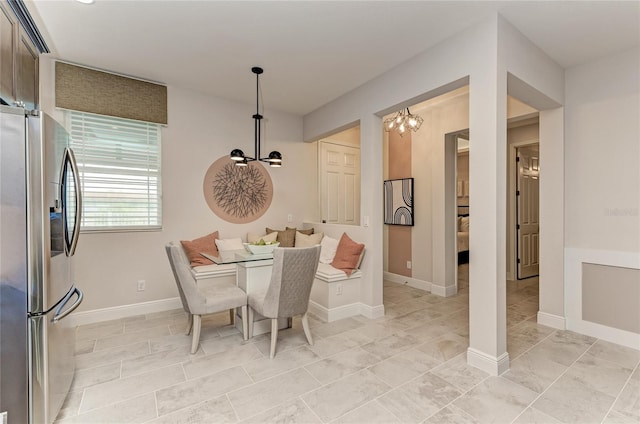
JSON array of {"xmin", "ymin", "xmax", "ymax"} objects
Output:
[
  {"xmin": 319, "ymin": 140, "xmax": 361, "ymax": 225},
  {"xmin": 507, "ymin": 138, "xmax": 538, "ymax": 281}
]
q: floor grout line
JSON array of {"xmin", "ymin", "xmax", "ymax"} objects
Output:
[
  {"xmin": 151, "ymin": 391, "xmax": 159, "ymax": 422},
  {"xmin": 508, "ymin": 333, "xmax": 598, "ymax": 424},
  {"xmin": 600, "ymin": 359, "xmax": 639, "ymax": 424},
  {"xmin": 298, "ymin": 395, "xmax": 325, "ymax": 423},
  {"xmin": 224, "ymin": 392, "xmax": 241, "ymax": 422}
]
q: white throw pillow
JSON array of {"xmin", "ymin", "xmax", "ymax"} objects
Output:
[
  {"xmin": 295, "ymin": 231, "xmax": 323, "ymax": 247},
  {"xmin": 247, "ymin": 231, "xmax": 278, "ymax": 244},
  {"xmin": 319, "ymin": 236, "xmax": 339, "ymax": 264},
  {"xmin": 214, "ymin": 237, "xmax": 244, "ymax": 251}
]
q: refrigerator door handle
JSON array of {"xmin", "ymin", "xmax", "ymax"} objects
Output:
[
  {"xmin": 52, "ymin": 287, "xmax": 83, "ymax": 323},
  {"xmin": 60, "ymin": 147, "xmax": 82, "ymax": 256},
  {"xmin": 69, "ymin": 148, "xmax": 82, "ymax": 255}
]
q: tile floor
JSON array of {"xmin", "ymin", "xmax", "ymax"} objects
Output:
[{"xmin": 57, "ymin": 265, "xmax": 640, "ymax": 423}]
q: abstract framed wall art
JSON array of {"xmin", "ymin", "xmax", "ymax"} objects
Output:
[
  {"xmin": 203, "ymin": 156, "xmax": 273, "ymax": 223},
  {"xmin": 384, "ymin": 178, "xmax": 414, "ymax": 226}
]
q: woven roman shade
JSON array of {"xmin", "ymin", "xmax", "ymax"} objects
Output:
[{"xmin": 55, "ymin": 62, "xmax": 167, "ymax": 125}]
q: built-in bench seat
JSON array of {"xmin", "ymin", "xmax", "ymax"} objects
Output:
[
  {"xmin": 309, "ymin": 263, "xmax": 363, "ymax": 322},
  {"xmin": 181, "ymin": 233, "xmax": 365, "ymax": 323},
  {"xmin": 314, "ymin": 263, "xmax": 362, "ymax": 282}
]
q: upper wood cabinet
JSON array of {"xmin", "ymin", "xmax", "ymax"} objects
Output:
[
  {"xmin": 0, "ymin": 1, "xmax": 17, "ymax": 105},
  {"xmin": 0, "ymin": 0, "xmax": 39, "ymax": 109},
  {"xmin": 16, "ymin": 25, "xmax": 38, "ymax": 109}
]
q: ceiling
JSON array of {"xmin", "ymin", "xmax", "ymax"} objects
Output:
[{"xmin": 27, "ymin": 1, "xmax": 639, "ymax": 116}]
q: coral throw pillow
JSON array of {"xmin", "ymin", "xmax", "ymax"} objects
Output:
[
  {"xmin": 180, "ymin": 231, "xmax": 219, "ymax": 266},
  {"xmin": 331, "ymin": 233, "xmax": 365, "ymax": 276}
]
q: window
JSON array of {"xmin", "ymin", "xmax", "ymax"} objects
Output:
[{"xmin": 67, "ymin": 111, "xmax": 162, "ymax": 231}]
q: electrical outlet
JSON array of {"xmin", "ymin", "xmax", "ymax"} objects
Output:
[
  {"xmin": 287, "ymin": 214, "xmax": 293, "ymax": 223},
  {"xmin": 336, "ymin": 283, "xmax": 343, "ymax": 296},
  {"xmin": 137, "ymin": 280, "xmax": 146, "ymax": 291},
  {"xmin": 406, "ymin": 261, "xmax": 412, "ymax": 269},
  {"xmin": 1, "ymin": 411, "xmax": 8, "ymax": 424}
]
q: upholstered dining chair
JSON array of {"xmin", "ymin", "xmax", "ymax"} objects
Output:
[
  {"xmin": 165, "ymin": 242, "xmax": 248, "ymax": 353},
  {"xmin": 248, "ymin": 245, "xmax": 321, "ymax": 359}
]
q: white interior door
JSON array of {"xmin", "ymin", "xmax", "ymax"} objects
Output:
[
  {"xmin": 320, "ymin": 141, "xmax": 360, "ymax": 225},
  {"xmin": 516, "ymin": 146, "xmax": 540, "ymax": 279}
]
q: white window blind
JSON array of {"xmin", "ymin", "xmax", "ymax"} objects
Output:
[{"xmin": 67, "ymin": 111, "xmax": 162, "ymax": 231}]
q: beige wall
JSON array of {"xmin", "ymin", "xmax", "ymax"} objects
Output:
[
  {"xmin": 565, "ymin": 47, "xmax": 639, "ymax": 252},
  {"xmin": 538, "ymin": 107, "xmax": 566, "ymax": 322},
  {"xmin": 40, "ymin": 57, "xmax": 318, "ymax": 312},
  {"xmin": 323, "ymin": 126, "xmax": 360, "ymax": 147},
  {"xmin": 420, "ymin": 88, "xmax": 470, "ymax": 292},
  {"xmin": 387, "ymin": 129, "xmax": 412, "ymax": 277},
  {"xmin": 561, "ymin": 47, "xmax": 639, "ymax": 347},
  {"xmin": 582, "ymin": 263, "xmax": 640, "ymax": 334}
]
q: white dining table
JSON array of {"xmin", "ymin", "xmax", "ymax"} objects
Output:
[{"xmin": 202, "ymin": 250, "xmax": 290, "ymax": 337}]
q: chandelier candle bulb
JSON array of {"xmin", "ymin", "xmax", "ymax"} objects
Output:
[{"xmin": 384, "ymin": 107, "xmax": 424, "ymax": 137}]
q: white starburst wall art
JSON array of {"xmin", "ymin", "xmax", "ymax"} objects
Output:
[{"xmin": 203, "ymin": 157, "xmax": 273, "ymax": 223}]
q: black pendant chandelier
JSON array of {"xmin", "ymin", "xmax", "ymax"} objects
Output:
[{"xmin": 230, "ymin": 67, "xmax": 282, "ymax": 167}]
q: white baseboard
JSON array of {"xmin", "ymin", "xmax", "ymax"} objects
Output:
[
  {"xmin": 308, "ymin": 300, "xmax": 360, "ymax": 322},
  {"xmin": 567, "ymin": 319, "xmax": 640, "ymax": 350},
  {"xmin": 467, "ymin": 348, "xmax": 510, "ymax": 376},
  {"xmin": 359, "ymin": 303, "xmax": 385, "ymax": 320},
  {"xmin": 383, "ymin": 272, "xmax": 431, "ymax": 291},
  {"xmin": 71, "ymin": 296, "xmax": 382, "ymax": 328},
  {"xmin": 307, "ymin": 301, "xmax": 329, "ymax": 321},
  {"xmin": 431, "ymin": 283, "xmax": 458, "ymax": 298},
  {"xmin": 383, "ymin": 272, "xmax": 456, "ymax": 297},
  {"xmin": 69, "ymin": 297, "xmax": 183, "ymax": 327},
  {"xmin": 308, "ymin": 300, "xmax": 384, "ymax": 322},
  {"xmin": 537, "ymin": 311, "xmax": 566, "ymax": 330}
]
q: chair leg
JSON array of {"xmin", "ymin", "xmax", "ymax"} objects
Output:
[
  {"xmin": 241, "ymin": 305, "xmax": 248, "ymax": 341},
  {"xmin": 229, "ymin": 308, "xmax": 235, "ymax": 325},
  {"xmin": 270, "ymin": 318, "xmax": 279, "ymax": 359},
  {"xmin": 301, "ymin": 312, "xmax": 313, "ymax": 346},
  {"xmin": 248, "ymin": 307, "xmax": 254, "ymax": 339},
  {"xmin": 185, "ymin": 313, "xmax": 193, "ymax": 335},
  {"xmin": 190, "ymin": 314, "xmax": 202, "ymax": 354}
]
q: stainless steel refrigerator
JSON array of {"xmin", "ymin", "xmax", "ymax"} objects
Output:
[{"xmin": 0, "ymin": 105, "xmax": 83, "ymax": 424}]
